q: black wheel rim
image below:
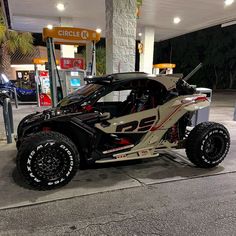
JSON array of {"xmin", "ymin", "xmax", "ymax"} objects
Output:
[
  {"xmin": 203, "ymin": 134, "xmax": 226, "ymax": 161},
  {"xmin": 31, "ymin": 144, "xmax": 71, "ymax": 181}
]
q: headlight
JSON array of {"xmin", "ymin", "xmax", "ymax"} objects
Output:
[{"xmin": 1, "ymin": 90, "xmax": 9, "ymax": 94}]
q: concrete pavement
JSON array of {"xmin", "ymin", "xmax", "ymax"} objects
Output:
[
  {"xmin": 0, "ymin": 139, "xmax": 235, "ymax": 210},
  {"xmin": 0, "ymin": 105, "xmax": 47, "ymax": 141},
  {"xmin": 2, "ymin": 172, "xmax": 236, "ymax": 235}
]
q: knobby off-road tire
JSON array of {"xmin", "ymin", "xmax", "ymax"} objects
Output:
[
  {"xmin": 16, "ymin": 131, "xmax": 79, "ymax": 190},
  {"xmin": 186, "ymin": 122, "xmax": 230, "ymax": 168}
]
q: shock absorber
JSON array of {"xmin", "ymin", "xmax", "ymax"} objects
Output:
[{"xmin": 170, "ymin": 124, "xmax": 179, "ymax": 143}]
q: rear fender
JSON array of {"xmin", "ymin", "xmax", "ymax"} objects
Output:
[
  {"xmin": 172, "ymin": 94, "xmax": 210, "ymax": 112},
  {"xmin": 182, "ymin": 95, "xmax": 210, "ymax": 111}
]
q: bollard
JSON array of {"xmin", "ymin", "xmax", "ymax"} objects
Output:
[
  {"xmin": 3, "ymin": 98, "xmax": 14, "ymax": 144},
  {"xmin": 13, "ymin": 87, "xmax": 18, "ymax": 109},
  {"xmin": 234, "ymin": 102, "xmax": 236, "ymax": 121}
]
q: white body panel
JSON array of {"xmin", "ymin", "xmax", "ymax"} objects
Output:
[{"xmin": 95, "ymin": 92, "xmax": 210, "ymax": 160}]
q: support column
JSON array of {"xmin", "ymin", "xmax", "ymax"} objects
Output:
[
  {"xmin": 139, "ymin": 27, "xmax": 155, "ymax": 74},
  {"xmin": 60, "ymin": 17, "xmax": 75, "ymax": 58},
  {"xmin": 46, "ymin": 38, "xmax": 58, "ymax": 107},
  {"xmin": 105, "ymin": 0, "xmax": 137, "ymax": 74},
  {"xmin": 86, "ymin": 41, "xmax": 93, "ymax": 74}
]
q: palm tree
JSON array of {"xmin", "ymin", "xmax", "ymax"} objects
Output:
[
  {"xmin": 81, "ymin": 46, "xmax": 106, "ymax": 76},
  {"xmin": 0, "ymin": 7, "xmax": 34, "ymax": 79},
  {"xmin": 96, "ymin": 47, "xmax": 106, "ymax": 76}
]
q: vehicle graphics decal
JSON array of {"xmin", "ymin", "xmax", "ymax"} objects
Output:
[
  {"xmin": 151, "ymin": 97, "xmax": 207, "ymax": 131},
  {"xmin": 115, "ymin": 116, "xmax": 156, "ymax": 133}
]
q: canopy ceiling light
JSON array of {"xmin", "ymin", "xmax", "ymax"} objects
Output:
[
  {"xmin": 96, "ymin": 28, "xmax": 102, "ymax": 33},
  {"xmin": 47, "ymin": 24, "xmax": 53, "ymax": 30},
  {"xmin": 224, "ymin": 0, "xmax": 234, "ymax": 6},
  {"xmin": 56, "ymin": 3, "xmax": 65, "ymax": 11},
  {"xmin": 173, "ymin": 17, "xmax": 181, "ymax": 24}
]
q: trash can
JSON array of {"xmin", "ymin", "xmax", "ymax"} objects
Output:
[{"xmin": 191, "ymin": 87, "xmax": 212, "ymax": 126}]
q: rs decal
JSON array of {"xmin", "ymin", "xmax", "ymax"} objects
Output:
[
  {"xmin": 116, "ymin": 121, "xmax": 138, "ymax": 132},
  {"xmin": 116, "ymin": 116, "xmax": 156, "ymax": 132},
  {"xmin": 138, "ymin": 116, "xmax": 156, "ymax": 132}
]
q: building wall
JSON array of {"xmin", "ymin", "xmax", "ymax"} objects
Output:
[{"xmin": 10, "ymin": 46, "xmax": 61, "ymax": 80}]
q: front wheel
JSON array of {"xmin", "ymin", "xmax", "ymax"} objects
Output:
[
  {"xmin": 16, "ymin": 131, "xmax": 79, "ymax": 190},
  {"xmin": 186, "ymin": 122, "xmax": 230, "ymax": 168}
]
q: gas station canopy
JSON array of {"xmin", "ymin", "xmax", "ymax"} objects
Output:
[{"xmin": 5, "ymin": 0, "xmax": 236, "ymax": 41}]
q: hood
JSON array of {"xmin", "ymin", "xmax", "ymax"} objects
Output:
[{"xmin": 57, "ymin": 83, "xmax": 103, "ymax": 108}]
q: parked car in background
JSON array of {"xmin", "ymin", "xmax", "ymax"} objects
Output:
[
  {"xmin": 0, "ymin": 74, "xmax": 36, "ymax": 102},
  {"xmin": 0, "ymin": 88, "xmax": 11, "ymax": 106}
]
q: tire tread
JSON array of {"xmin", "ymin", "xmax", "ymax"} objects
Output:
[
  {"xmin": 16, "ymin": 131, "xmax": 79, "ymax": 190},
  {"xmin": 186, "ymin": 122, "xmax": 230, "ymax": 168}
]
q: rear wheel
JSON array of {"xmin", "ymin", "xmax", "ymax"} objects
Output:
[
  {"xmin": 186, "ymin": 122, "xmax": 230, "ymax": 168},
  {"xmin": 17, "ymin": 131, "xmax": 79, "ymax": 190}
]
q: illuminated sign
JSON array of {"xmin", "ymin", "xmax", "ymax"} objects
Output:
[
  {"xmin": 43, "ymin": 27, "xmax": 100, "ymax": 43},
  {"xmin": 33, "ymin": 58, "xmax": 59, "ymax": 65},
  {"xmin": 153, "ymin": 64, "xmax": 176, "ymax": 69},
  {"xmin": 60, "ymin": 58, "xmax": 84, "ymax": 70}
]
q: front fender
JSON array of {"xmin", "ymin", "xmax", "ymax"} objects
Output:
[{"xmin": 17, "ymin": 113, "xmax": 99, "ymax": 157}]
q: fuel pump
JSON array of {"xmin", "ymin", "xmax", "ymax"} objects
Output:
[
  {"xmin": 33, "ymin": 58, "xmax": 59, "ymax": 107},
  {"xmin": 42, "ymin": 27, "xmax": 101, "ymax": 107}
]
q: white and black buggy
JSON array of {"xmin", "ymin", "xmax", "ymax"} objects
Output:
[{"xmin": 16, "ymin": 67, "xmax": 230, "ymax": 190}]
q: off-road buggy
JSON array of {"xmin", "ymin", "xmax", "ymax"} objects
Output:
[{"xmin": 16, "ymin": 71, "xmax": 230, "ymax": 190}]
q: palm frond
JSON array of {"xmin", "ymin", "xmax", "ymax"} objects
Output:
[
  {"xmin": 17, "ymin": 32, "xmax": 34, "ymax": 54},
  {"xmin": 0, "ymin": 7, "xmax": 6, "ymax": 25},
  {"xmin": 96, "ymin": 47, "xmax": 106, "ymax": 75},
  {"xmin": 5, "ymin": 39, "xmax": 17, "ymax": 53},
  {"xmin": 0, "ymin": 6, "xmax": 7, "ymax": 43},
  {"xmin": 0, "ymin": 24, "xmax": 6, "ymax": 43},
  {"xmin": 6, "ymin": 30, "xmax": 18, "ymax": 53}
]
